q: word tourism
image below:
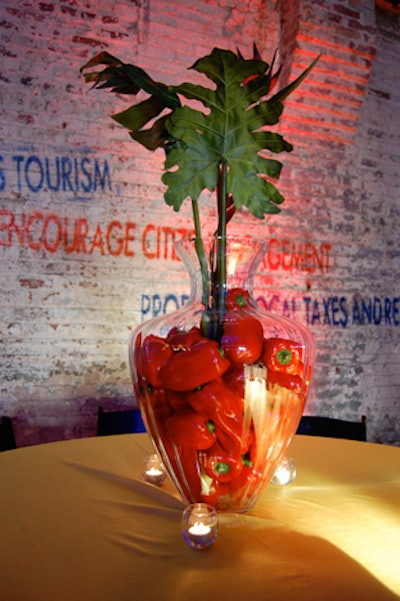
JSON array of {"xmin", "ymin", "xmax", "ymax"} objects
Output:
[{"xmin": 0, "ymin": 153, "xmax": 111, "ymax": 194}]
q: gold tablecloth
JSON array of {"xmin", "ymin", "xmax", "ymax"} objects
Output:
[{"xmin": 1, "ymin": 434, "xmax": 399, "ymax": 601}]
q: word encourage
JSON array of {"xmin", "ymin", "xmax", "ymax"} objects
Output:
[{"xmin": 0, "ymin": 210, "xmax": 136, "ymax": 256}]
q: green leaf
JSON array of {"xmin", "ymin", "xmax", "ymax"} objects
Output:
[
  {"xmin": 80, "ymin": 52, "xmax": 181, "ymax": 149},
  {"xmin": 162, "ymin": 48, "xmax": 296, "ymax": 217},
  {"xmin": 230, "ymin": 175, "xmax": 284, "ymax": 218},
  {"xmin": 130, "ymin": 115, "xmax": 170, "ymax": 151},
  {"xmin": 112, "ymin": 96, "xmax": 166, "ymax": 131},
  {"xmin": 162, "ymin": 129, "xmax": 219, "ymax": 211},
  {"xmin": 122, "ymin": 64, "xmax": 180, "ymax": 108},
  {"xmin": 81, "ymin": 47, "xmax": 319, "ymax": 219},
  {"xmin": 270, "ymin": 54, "xmax": 321, "ymax": 103},
  {"xmin": 80, "ymin": 51, "xmax": 121, "ymax": 72},
  {"xmin": 252, "ymin": 131, "xmax": 293, "ymax": 154},
  {"xmin": 191, "ymin": 49, "xmax": 267, "ymax": 89}
]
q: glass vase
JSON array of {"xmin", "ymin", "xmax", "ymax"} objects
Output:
[{"xmin": 129, "ymin": 236, "xmax": 314, "ymax": 512}]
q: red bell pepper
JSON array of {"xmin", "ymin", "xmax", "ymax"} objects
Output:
[
  {"xmin": 160, "ymin": 339, "xmax": 230, "ymax": 391},
  {"xmin": 241, "ymin": 426, "xmax": 256, "ymax": 459},
  {"xmin": 165, "ymin": 409, "xmax": 216, "ymax": 449},
  {"xmin": 267, "ymin": 370, "xmax": 302, "ymax": 391},
  {"xmin": 202, "ymin": 440, "xmax": 243, "ymax": 483},
  {"xmin": 134, "ymin": 334, "xmax": 173, "ymax": 388},
  {"xmin": 226, "ymin": 287, "xmax": 250, "ymax": 310},
  {"xmin": 188, "ymin": 378, "xmax": 245, "ymax": 454},
  {"xmin": 140, "ymin": 388, "xmax": 172, "ymax": 442},
  {"xmin": 166, "ymin": 326, "xmax": 202, "ymax": 350},
  {"xmin": 223, "ymin": 365, "xmax": 245, "ymax": 397},
  {"xmin": 229, "ymin": 463, "xmax": 257, "ymax": 502},
  {"xmin": 263, "ymin": 338, "xmax": 303, "ymax": 376},
  {"xmin": 200, "ymin": 477, "xmax": 230, "ymax": 506},
  {"xmin": 178, "ymin": 447, "xmax": 202, "ymax": 501},
  {"xmin": 157, "ymin": 441, "xmax": 202, "ymax": 503},
  {"xmin": 166, "ymin": 389, "xmax": 190, "ymax": 411},
  {"xmin": 221, "ymin": 312, "xmax": 264, "ymax": 365}
]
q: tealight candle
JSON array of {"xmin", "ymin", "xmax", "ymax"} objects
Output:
[
  {"xmin": 270, "ymin": 455, "xmax": 296, "ymax": 486},
  {"xmin": 142, "ymin": 453, "xmax": 166, "ymax": 485},
  {"xmin": 181, "ymin": 503, "xmax": 219, "ymax": 549}
]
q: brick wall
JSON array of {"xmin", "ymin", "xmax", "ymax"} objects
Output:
[{"xmin": 0, "ymin": 0, "xmax": 399, "ymax": 446}]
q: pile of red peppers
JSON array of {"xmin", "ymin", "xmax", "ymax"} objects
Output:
[{"xmin": 134, "ymin": 288, "xmax": 308, "ymax": 509}]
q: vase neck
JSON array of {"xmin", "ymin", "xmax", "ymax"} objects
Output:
[{"xmin": 174, "ymin": 236, "xmax": 267, "ymax": 306}]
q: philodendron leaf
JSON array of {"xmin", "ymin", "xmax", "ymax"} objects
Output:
[
  {"xmin": 113, "ymin": 96, "xmax": 166, "ymax": 131},
  {"xmin": 162, "ymin": 48, "xmax": 300, "ymax": 218},
  {"xmin": 81, "ymin": 51, "xmax": 180, "ymax": 106},
  {"xmin": 81, "ymin": 47, "xmax": 319, "ymax": 218},
  {"xmin": 112, "ymin": 96, "xmax": 170, "ymax": 150},
  {"xmin": 270, "ymin": 54, "xmax": 321, "ymax": 104},
  {"xmin": 80, "ymin": 52, "xmax": 181, "ymax": 149}
]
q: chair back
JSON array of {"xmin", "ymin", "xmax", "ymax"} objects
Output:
[
  {"xmin": 296, "ymin": 415, "xmax": 367, "ymax": 441},
  {"xmin": 96, "ymin": 406, "xmax": 146, "ymax": 436},
  {"xmin": 0, "ymin": 416, "xmax": 17, "ymax": 451}
]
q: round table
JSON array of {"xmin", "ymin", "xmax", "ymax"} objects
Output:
[{"xmin": 1, "ymin": 434, "xmax": 399, "ymax": 601}]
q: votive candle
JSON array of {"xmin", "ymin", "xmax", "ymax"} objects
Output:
[
  {"xmin": 181, "ymin": 503, "xmax": 219, "ymax": 550},
  {"xmin": 142, "ymin": 453, "xmax": 167, "ymax": 485}
]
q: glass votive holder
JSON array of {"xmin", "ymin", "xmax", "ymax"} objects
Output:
[
  {"xmin": 270, "ymin": 456, "xmax": 297, "ymax": 486},
  {"xmin": 142, "ymin": 453, "xmax": 167, "ymax": 485},
  {"xmin": 181, "ymin": 503, "xmax": 219, "ymax": 550}
]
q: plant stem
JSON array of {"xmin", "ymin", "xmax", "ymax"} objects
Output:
[
  {"xmin": 203, "ymin": 158, "xmax": 228, "ymax": 341},
  {"xmin": 213, "ymin": 158, "xmax": 228, "ymax": 313},
  {"xmin": 191, "ymin": 199, "xmax": 209, "ymax": 308},
  {"xmin": 193, "ymin": 161, "xmax": 229, "ymax": 341},
  {"xmin": 193, "ymin": 160, "xmax": 229, "ymax": 341}
]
